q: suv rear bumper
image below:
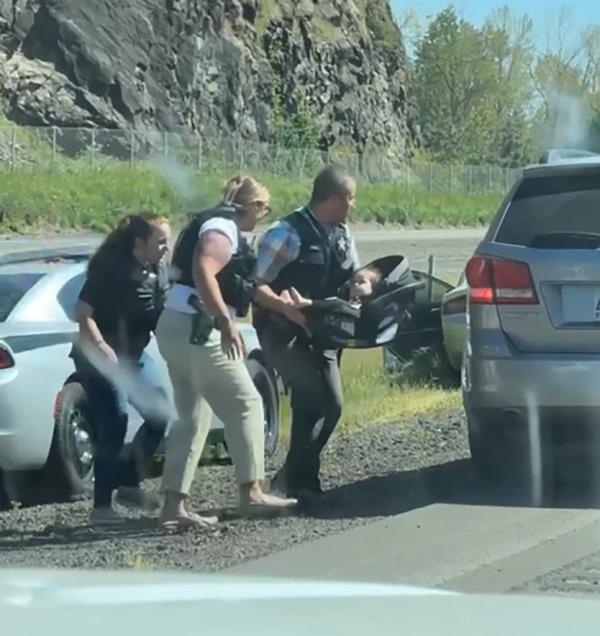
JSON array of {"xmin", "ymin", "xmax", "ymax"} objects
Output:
[{"xmin": 464, "ymin": 354, "xmax": 600, "ymax": 410}]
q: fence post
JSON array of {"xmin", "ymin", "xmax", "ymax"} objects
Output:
[
  {"xmin": 90, "ymin": 129, "xmax": 96, "ymax": 167},
  {"xmin": 468, "ymin": 165, "xmax": 473, "ymax": 195},
  {"xmin": 163, "ymin": 131, "xmax": 168, "ymax": 157},
  {"xmin": 299, "ymin": 148, "xmax": 307, "ymax": 179},
  {"xmin": 428, "ymin": 254, "xmax": 436, "ymax": 303},
  {"xmin": 273, "ymin": 143, "xmax": 280, "ymax": 174},
  {"xmin": 197, "ymin": 135, "xmax": 203, "ymax": 172},
  {"xmin": 10, "ymin": 125, "xmax": 16, "ymax": 172},
  {"xmin": 130, "ymin": 129, "xmax": 135, "ymax": 168},
  {"xmin": 238, "ymin": 137, "xmax": 244, "ymax": 171},
  {"xmin": 52, "ymin": 126, "xmax": 58, "ymax": 167}
]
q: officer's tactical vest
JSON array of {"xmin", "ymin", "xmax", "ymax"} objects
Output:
[
  {"xmin": 171, "ymin": 206, "xmax": 257, "ymax": 317},
  {"xmin": 270, "ymin": 207, "xmax": 355, "ymax": 300}
]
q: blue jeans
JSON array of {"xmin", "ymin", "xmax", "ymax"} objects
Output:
[{"xmin": 73, "ymin": 350, "xmax": 170, "ymax": 508}]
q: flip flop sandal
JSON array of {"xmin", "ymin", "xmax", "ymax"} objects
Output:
[{"xmin": 160, "ymin": 514, "xmax": 219, "ymax": 531}]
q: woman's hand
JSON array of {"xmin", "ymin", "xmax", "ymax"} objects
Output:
[{"xmin": 219, "ymin": 318, "xmax": 246, "ymax": 360}]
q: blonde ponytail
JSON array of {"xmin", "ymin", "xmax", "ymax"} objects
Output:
[{"xmin": 221, "ymin": 174, "xmax": 270, "ymax": 210}]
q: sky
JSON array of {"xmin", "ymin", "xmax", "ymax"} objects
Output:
[{"xmin": 390, "ymin": 1, "xmax": 600, "ymax": 49}]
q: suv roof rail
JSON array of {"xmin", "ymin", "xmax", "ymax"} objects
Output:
[
  {"xmin": 538, "ymin": 148, "xmax": 599, "ymax": 164},
  {"xmin": 0, "ymin": 244, "xmax": 95, "ymax": 267}
]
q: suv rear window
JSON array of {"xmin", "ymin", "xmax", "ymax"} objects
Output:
[
  {"xmin": 0, "ymin": 273, "xmax": 44, "ymax": 321},
  {"xmin": 496, "ymin": 173, "xmax": 600, "ymax": 247}
]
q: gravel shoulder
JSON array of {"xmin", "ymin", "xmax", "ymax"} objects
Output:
[{"xmin": 0, "ymin": 410, "xmax": 469, "ymax": 573}]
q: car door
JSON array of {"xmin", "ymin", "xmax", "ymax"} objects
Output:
[{"xmin": 384, "ymin": 271, "xmax": 454, "ymax": 363}]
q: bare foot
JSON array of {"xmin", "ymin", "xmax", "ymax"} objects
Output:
[{"xmin": 238, "ymin": 491, "xmax": 298, "ymax": 517}]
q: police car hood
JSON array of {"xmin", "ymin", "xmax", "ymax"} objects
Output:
[{"xmin": 2, "ymin": 568, "xmax": 600, "ymax": 636}]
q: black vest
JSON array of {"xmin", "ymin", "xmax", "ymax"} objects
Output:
[
  {"xmin": 270, "ymin": 207, "xmax": 355, "ymax": 300},
  {"xmin": 171, "ymin": 206, "xmax": 257, "ymax": 317}
]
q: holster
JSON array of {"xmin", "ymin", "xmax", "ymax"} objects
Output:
[{"xmin": 188, "ymin": 294, "xmax": 216, "ymax": 346}]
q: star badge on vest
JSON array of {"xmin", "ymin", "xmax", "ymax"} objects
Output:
[{"xmin": 336, "ymin": 233, "xmax": 350, "ymax": 256}]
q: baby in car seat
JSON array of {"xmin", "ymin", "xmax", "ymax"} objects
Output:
[
  {"xmin": 280, "ymin": 265, "xmax": 383, "ymax": 310},
  {"xmin": 348, "ymin": 266, "xmax": 382, "ymax": 307}
]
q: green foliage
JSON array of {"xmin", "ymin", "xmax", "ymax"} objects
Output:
[
  {"xmin": 365, "ymin": 1, "xmax": 402, "ymax": 48},
  {"xmin": 0, "ymin": 163, "xmax": 502, "ymax": 234},
  {"xmin": 414, "ymin": 8, "xmax": 498, "ymax": 162},
  {"xmin": 254, "ymin": 0, "xmax": 282, "ymax": 34},
  {"xmin": 269, "ymin": 77, "xmax": 320, "ymax": 149}
]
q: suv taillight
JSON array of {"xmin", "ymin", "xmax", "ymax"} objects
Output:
[
  {"xmin": 0, "ymin": 346, "xmax": 14, "ymax": 369},
  {"xmin": 465, "ymin": 256, "xmax": 538, "ymax": 305}
]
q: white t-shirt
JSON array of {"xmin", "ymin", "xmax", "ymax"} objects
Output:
[{"xmin": 164, "ymin": 217, "xmax": 239, "ymax": 316}]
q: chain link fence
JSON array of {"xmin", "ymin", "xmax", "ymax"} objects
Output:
[{"xmin": 0, "ymin": 125, "xmax": 522, "ymax": 195}]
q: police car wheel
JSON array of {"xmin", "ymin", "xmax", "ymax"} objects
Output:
[
  {"xmin": 48, "ymin": 382, "xmax": 95, "ymax": 501},
  {"xmin": 246, "ymin": 358, "xmax": 280, "ymax": 458}
]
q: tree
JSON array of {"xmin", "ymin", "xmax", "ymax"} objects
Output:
[
  {"xmin": 480, "ymin": 6, "xmax": 536, "ymax": 165},
  {"xmin": 414, "ymin": 7, "xmax": 498, "ymax": 162}
]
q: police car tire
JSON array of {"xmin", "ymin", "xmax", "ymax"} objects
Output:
[
  {"xmin": 48, "ymin": 382, "xmax": 95, "ymax": 502},
  {"xmin": 246, "ymin": 357, "xmax": 280, "ymax": 458}
]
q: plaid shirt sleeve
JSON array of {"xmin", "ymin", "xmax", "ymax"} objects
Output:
[{"xmin": 254, "ymin": 220, "xmax": 301, "ymax": 285}]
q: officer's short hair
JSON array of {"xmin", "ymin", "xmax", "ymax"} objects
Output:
[{"xmin": 310, "ymin": 166, "xmax": 355, "ymax": 205}]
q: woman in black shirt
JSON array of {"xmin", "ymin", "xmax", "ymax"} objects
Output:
[{"xmin": 72, "ymin": 213, "xmax": 172, "ymax": 526}]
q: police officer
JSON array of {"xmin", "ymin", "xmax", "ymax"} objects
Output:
[
  {"xmin": 253, "ymin": 166, "xmax": 360, "ymax": 500},
  {"xmin": 155, "ymin": 174, "xmax": 297, "ymax": 529},
  {"xmin": 72, "ymin": 213, "xmax": 172, "ymax": 526}
]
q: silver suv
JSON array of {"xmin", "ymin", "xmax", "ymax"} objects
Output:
[{"xmin": 464, "ymin": 159, "xmax": 600, "ymax": 497}]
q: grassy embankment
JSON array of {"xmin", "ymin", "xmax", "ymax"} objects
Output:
[{"xmin": 0, "ymin": 164, "xmax": 502, "ymax": 234}]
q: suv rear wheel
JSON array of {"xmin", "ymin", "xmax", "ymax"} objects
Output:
[{"xmin": 467, "ymin": 407, "xmax": 555, "ymax": 505}]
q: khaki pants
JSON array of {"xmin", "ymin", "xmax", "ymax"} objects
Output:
[{"xmin": 156, "ymin": 308, "xmax": 265, "ymax": 495}]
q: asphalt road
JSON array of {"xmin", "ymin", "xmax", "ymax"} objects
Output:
[
  {"xmin": 0, "ymin": 227, "xmax": 483, "ymax": 279},
  {"xmin": 228, "ymin": 475, "xmax": 600, "ymax": 598}
]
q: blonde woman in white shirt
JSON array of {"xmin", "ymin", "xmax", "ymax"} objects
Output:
[{"xmin": 156, "ymin": 175, "xmax": 301, "ymax": 529}]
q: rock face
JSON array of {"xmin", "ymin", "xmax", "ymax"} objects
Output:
[{"xmin": 0, "ymin": 0, "xmax": 415, "ymax": 158}]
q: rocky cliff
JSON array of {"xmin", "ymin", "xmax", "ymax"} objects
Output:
[{"xmin": 0, "ymin": 0, "xmax": 415, "ymax": 158}]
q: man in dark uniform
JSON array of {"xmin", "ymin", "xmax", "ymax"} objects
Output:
[{"xmin": 253, "ymin": 167, "xmax": 360, "ymax": 500}]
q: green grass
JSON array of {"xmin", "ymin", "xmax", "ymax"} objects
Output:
[
  {"xmin": 0, "ymin": 163, "xmax": 501, "ymax": 234},
  {"xmin": 279, "ymin": 347, "xmax": 461, "ymax": 444}
]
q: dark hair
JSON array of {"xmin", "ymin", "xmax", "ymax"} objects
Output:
[
  {"xmin": 310, "ymin": 166, "xmax": 355, "ymax": 205},
  {"xmin": 88, "ymin": 212, "xmax": 168, "ymax": 272}
]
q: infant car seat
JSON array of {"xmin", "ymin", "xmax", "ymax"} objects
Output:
[{"xmin": 303, "ymin": 255, "xmax": 425, "ymax": 349}]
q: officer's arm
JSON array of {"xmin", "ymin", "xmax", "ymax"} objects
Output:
[
  {"xmin": 253, "ymin": 224, "xmax": 306, "ymax": 323},
  {"xmin": 74, "ymin": 263, "xmax": 118, "ymax": 362},
  {"xmin": 75, "ymin": 300, "xmax": 105, "ymax": 348},
  {"xmin": 193, "ymin": 230, "xmax": 234, "ymax": 328}
]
